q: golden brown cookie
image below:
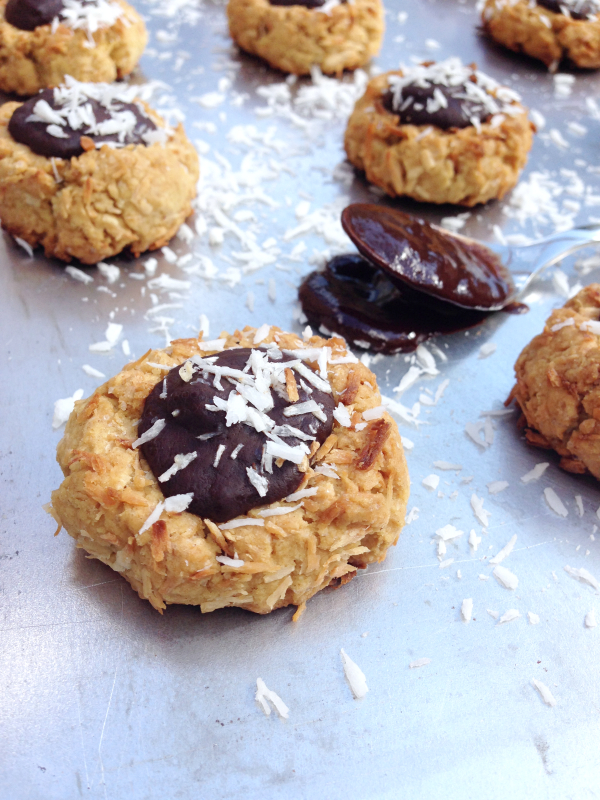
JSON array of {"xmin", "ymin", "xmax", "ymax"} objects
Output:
[
  {"xmin": 0, "ymin": 0, "xmax": 147, "ymax": 95},
  {"xmin": 480, "ymin": 0, "xmax": 600, "ymax": 70},
  {"xmin": 226, "ymin": 0, "xmax": 383, "ymax": 76},
  {"xmin": 50, "ymin": 327, "xmax": 410, "ymax": 615},
  {"xmin": 344, "ymin": 58, "xmax": 534, "ymax": 207},
  {"xmin": 509, "ymin": 284, "xmax": 600, "ymax": 477},
  {"xmin": 0, "ymin": 79, "xmax": 199, "ymax": 264}
]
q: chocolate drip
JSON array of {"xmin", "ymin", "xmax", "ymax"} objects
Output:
[
  {"xmin": 8, "ymin": 89, "xmax": 157, "ymax": 159},
  {"xmin": 537, "ymin": 0, "xmax": 598, "ymax": 20},
  {"xmin": 381, "ymin": 82, "xmax": 488, "ymax": 129},
  {"xmin": 5, "ymin": 0, "xmax": 63, "ymax": 30},
  {"xmin": 138, "ymin": 348, "xmax": 335, "ymax": 523},
  {"xmin": 299, "ymin": 255, "xmax": 489, "ymax": 354},
  {"xmin": 341, "ymin": 204, "xmax": 515, "ymax": 311}
]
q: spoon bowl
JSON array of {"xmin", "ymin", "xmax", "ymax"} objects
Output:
[{"xmin": 341, "ymin": 203, "xmax": 600, "ymax": 312}]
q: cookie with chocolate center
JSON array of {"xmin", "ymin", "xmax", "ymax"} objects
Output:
[
  {"xmin": 0, "ymin": 0, "xmax": 147, "ymax": 95},
  {"xmin": 480, "ymin": 0, "xmax": 600, "ymax": 70},
  {"xmin": 509, "ymin": 285, "xmax": 600, "ymax": 478},
  {"xmin": 226, "ymin": 0, "xmax": 383, "ymax": 76},
  {"xmin": 344, "ymin": 58, "xmax": 534, "ymax": 207},
  {"xmin": 0, "ymin": 77, "xmax": 199, "ymax": 264},
  {"xmin": 50, "ymin": 327, "xmax": 410, "ymax": 616}
]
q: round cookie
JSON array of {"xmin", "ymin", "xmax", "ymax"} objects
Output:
[
  {"xmin": 226, "ymin": 0, "xmax": 383, "ymax": 76},
  {"xmin": 0, "ymin": 77, "xmax": 199, "ymax": 264},
  {"xmin": 509, "ymin": 284, "xmax": 600, "ymax": 477},
  {"xmin": 0, "ymin": 0, "xmax": 147, "ymax": 95},
  {"xmin": 480, "ymin": 0, "xmax": 600, "ymax": 70},
  {"xmin": 50, "ymin": 327, "xmax": 410, "ymax": 615},
  {"xmin": 344, "ymin": 58, "xmax": 534, "ymax": 207}
]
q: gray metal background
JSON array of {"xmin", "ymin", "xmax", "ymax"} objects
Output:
[{"xmin": 2, "ymin": 1, "xmax": 600, "ymax": 798}]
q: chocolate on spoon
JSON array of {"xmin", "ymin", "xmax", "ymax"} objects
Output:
[{"xmin": 341, "ymin": 203, "xmax": 515, "ymax": 312}]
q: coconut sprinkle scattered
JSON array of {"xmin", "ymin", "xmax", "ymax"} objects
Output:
[
  {"xmin": 564, "ymin": 565, "xmax": 600, "ymax": 591},
  {"xmin": 585, "ymin": 610, "xmax": 597, "ymax": 628},
  {"xmin": 521, "ymin": 463, "xmax": 550, "ymax": 483},
  {"xmin": 409, "ymin": 658, "xmax": 431, "ymax": 669},
  {"xmin": 497, "ymin": 609, "xmax": 521, "ymax": 625},
  {"xmin": 423, "ymin": 474, "xmax": 440, "ymax": 491},
  {"xmin": 493, "ymin": 565, "xmax": 519, "ymax": 590},
  {"xmin": 532, "ymin": 679, "xmax": 556, "ymax": 707},
  {"xmin": 340, "ymin": 649, "xmax": 368, "ymax": 699},
  {"xmin": 255, "ymin": 678, "xmax": 289, "ymax": 719},
  {"xmin": 544, "ymin": 487, "xmax": 568, "ymax": 517},
  {"xmin": 490, "ymin": 534, "xmax": 517, "ymax": 565},
  {"xmin": 461, "ymin": 598, "xmax": 473, "ymax": 623},
  {"xmin": 471, "ymin": 494, "xmax": 491, "ymax": 527},
  {"xmin": 52, "ymin": 388, "xmax": 84, "ymax": 429}
]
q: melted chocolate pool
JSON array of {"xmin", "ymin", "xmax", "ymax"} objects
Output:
[
  {"xmin": 5, "ymin": 0, "xmax": 63, "ymax": 30},
  {"xmin": 381, "ymin": 82, "xmax": 488, "ymax": 129},
  {"xmin": 299, "ymin": 255, "xmax": 489, "ymax": 354},
  {"xmin": 9, "ymin": 88, "xmax": 158, "ymax": 159},
  {"xmin": 139, "ymin": 348, "xmax": 335, "ymax": 523},
  {"xmin": 537, "ymin": 0, "xmax": 599, "ymax": 19},
  {"xmin": 341, "ymin": 204, "xmax": 515, "ymax": 311}
]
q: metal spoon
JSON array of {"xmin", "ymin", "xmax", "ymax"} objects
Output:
[{"xmin": 341, "ymin": 203, "xmax": 600, "ymax": 312}]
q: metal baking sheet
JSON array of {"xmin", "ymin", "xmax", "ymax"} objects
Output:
[{"xmin": 2, "ymin": 1, "xmax": 600, "ymax": 798}]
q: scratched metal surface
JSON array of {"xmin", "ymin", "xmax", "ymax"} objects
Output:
[{"xmin": 2, "ymin": 1, "xmax": 600, "ymax": 798}]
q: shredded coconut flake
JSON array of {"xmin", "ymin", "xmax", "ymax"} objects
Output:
[
  {"xmin": 255, "ymin": 678, "xmax": 289, "ymax": 719},
  {"xmin": 490, "ymin": 534, "xmax": 517, "ymax": 565},
  {"xmin": 544, "ymin": 487, "xmax": 568, "ymax": 517},
  {"xmin": 493, "ymin": 565, "xmax": 519, "ymax": 590},
  {"xmin": 409, "ymin": 658, "xmax": 431, "ymax": 669},
  {"xmin": 422, "ymin": 474, "xmax": 440, "ymax": 491},
  {"xmin": 461, "ymin": 598, "xmax": 473, "ymax": 623},
  {"xmin": 564, "ymin": 565, "xmax": 600, "ymax": 591},
  {"xmin": 532, "ymin": 679, "xmax": 556, "ymax": 707},
  {"xmin": 497, "ymin": 609, "xmax": 521, "ymax": 625},
  {"xmin": 521, "ymin": 462, "xmax": 550, "ymax": 483},
  {"xmin": 585, "ymin": 610, "xmax": 597, "ymax": 628},
  {"xmin": 52, "ymin": 388, "xmax": 84, "ymax": 429},
  {"xmin": 132, "ymin": 418, "xmax": 166, "ymax": 449},
  {"xmin": 340, "ymin": 649, "xmax": 368, "ymax": 699},
  {"xmin": 164, "ymin": 493, "xmax": 193, "ymax": 513}
]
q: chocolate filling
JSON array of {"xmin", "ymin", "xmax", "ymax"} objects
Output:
[
  {"xmin": 537, "ymin": 0, "xmax": 599, "ymax": 19},
  {"xmin": 5, "ymin": 0, "xmax": 63, "ymax": 30},
  {"xmin": 341, "ymin": 204, "xmax": 515, "ymax": 311},
  {"xmin": 299, "ymin": 254, "xmax": 489, "ymax": 354},
  {"xmin": 138, "ymin": 348, "xmax": 335, "ymax": 523},
  {"xmin": 269, "ymin": 0, "xmax": 343, "ymax": 7},
  {"xmin": 381, "ymin": 81, "xmax": 490, "ymax": 129},
  {"xmin": 8, "ymin": 88, "xmax": 158, "ymax": 159}
]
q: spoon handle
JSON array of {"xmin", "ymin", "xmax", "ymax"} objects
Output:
[{"xmin": 508, "ymin": 226, "xmax": 600, "ymax": 292}]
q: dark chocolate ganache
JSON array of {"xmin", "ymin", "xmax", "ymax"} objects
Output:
[
  {"xmin": 9, "ymin": 85, "xmax": 159, "ymax": 159},
  {"xmin": 269, "ymin": 0, "xmax": 330, "ymax": 7},
  {"xmin": 341, "ymin": 204, "xmax": 515, "ymax": 311},
  {"xmin": 381, "ymin": 58, "xmax": 520, "ymax": 129},
  {"xmin": 5, "ymin": 0, "xmax": 122, "ymax": 31},
  {"xmin": 299, "ymin": 254, "xmax": 489, "ymax": 354},
  {"xmin": 5, "ymin": 0, "xmax": 63, "ymax": 30},
  {"xmin": 138, "ymin": 347, "xmax": 335, "ymax": 523},
  {"xmin": 537, "ymin": 0, "xmax": 600, "ymax": 19}
]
